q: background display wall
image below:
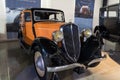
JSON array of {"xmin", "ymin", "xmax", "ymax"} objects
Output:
[
  {"xmin": 5, "ymin": 0, "xmax": 41, "ymax": 39},
  {"xmin": 0, "ymin": 0, "xmax": 103, "ymax": 40}
]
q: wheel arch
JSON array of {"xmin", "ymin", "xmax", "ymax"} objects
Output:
[
  {"xmin": 30, "ymin": 37, "xmax": 59, "ymax": 55},
  {"xmin": 94, "ymin": 25, "xmax": 107, "ymax": 33},
  {"xmin": 94, "ymin": 26, "xmax": 99, "ymax": 33}
]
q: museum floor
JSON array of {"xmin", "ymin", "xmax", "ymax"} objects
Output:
[{"xmin": 0, "ymin": 40, "xmax": 120, "ymax": 80}]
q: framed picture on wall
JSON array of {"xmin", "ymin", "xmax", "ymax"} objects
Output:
[{"xmin": 75, "ymin": 0, "xmax": 95, "ymax": 30}]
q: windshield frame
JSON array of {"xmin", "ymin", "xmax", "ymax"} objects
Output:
[{"xmin": 32, "ymin": 9, "xmax": 65, "ymax": 22}]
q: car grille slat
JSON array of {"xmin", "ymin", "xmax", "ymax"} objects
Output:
[{"xmin": 60, "ymin": 23, "xmax": 81, "ymax": 62}]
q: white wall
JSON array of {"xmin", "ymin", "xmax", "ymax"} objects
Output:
[
  {"xmin": 107, "ymin": 0, "xmax": 119, "ymax": 5},
  {"xmin": 0, "ymin": 0, "xmax": 6, "ymax": 34},
  {"xmin": 41, "ymin": 0, "xmax": 51, "ymax": 8},
  {"xmin": 92, "ymin": 0, "xmax": 103, "ymax": 30},
  {"xmin": 41, "ymin": 0, "xmax": 75, "ymax": 23}
]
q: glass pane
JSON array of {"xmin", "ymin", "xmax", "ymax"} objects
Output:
[
  {"xmin": 34, "ymin": 10, "xmax": 64, "ymax": 22},
  {"xmin": 108, "ymin": 5, "xmax": 118, "ymax": 18},
  {"xmin": 104, "ymin": 11, "xmax": 107, "ymax": 17},
  {"xmin": 108, "ymin": 11, "xmax": 117, "ymax": 17}
]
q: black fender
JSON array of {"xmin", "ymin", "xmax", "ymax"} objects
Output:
[
  {"xmin": 94, "ymin": 25, "xmax": 108, "ymax": 33},
  {"xmin": 79, "ymin": 35, "xmax": 102, "ymax": 62},
  {"xmin": 94, "ymin": 26, "xmax": 99, "ymax": 33},
  {"xmin": 30, "ymin": 37, "xmax": 59, "ymax": 56},
  {"xmin": 30, "ymin": 37, "xmax": 60, "ymax": 80},
  {"xmin": 94, "ymin": 25, "xmax": 109, "ymax": 38},
  {"xmin": 30, "ymin": 37, "xmax": 68, "ymax": 66}
]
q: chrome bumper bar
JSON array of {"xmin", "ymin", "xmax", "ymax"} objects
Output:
[
  {"xmin": 88, "ymin": 54, "xmax": 107, "ymax": 66},
  {"xmin": 47, "ymin": 54, "xmax": 107, "ymax": 72},
  {"xmin": 47, "ymin": 63, "xmax": 86, "ymax": 72}
]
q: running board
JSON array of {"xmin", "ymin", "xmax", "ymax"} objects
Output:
[{"xmin": 47, "ymin": 54, "xmax": 107, "ymax": 72}]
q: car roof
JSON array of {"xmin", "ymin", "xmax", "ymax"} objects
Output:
[
  {"xmin": 101, "ymin": 3, "xmax": 119, "ymax": 9},
  {"xmin": 25, "ymin": 8, "xmax": 64, "ymax": 12}
]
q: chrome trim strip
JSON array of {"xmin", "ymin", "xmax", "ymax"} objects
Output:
[
  {"xmin": 70, "ymin": 24, "xmax": 76, "ymax": 61},
  {"xmin": 60, "ymin": 24, "xmax": 81, "ymax": 62},
  {"xmin": 88, "ymin": 54, "xmax": 107, "ymax": 66},
  {"xmin": 47, "ymin": 63, "xmax": 86, "ymax": 72},
  {"xmin": 77, "ymin": 25, "xmax": 81, "ymax": 60},
  {"xmin": 60, "ymin": 27, "xmax": 75, "ymax": 62}
]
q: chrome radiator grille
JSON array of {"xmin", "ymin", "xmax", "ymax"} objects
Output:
[{"xmin": 60, "ymin": 23, "xmax": 81, "ymax": 62}]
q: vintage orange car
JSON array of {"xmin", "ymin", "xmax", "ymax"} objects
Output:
[{"xmin": 18, "ymin": 8, "xmax": 106, "ymax": 80}]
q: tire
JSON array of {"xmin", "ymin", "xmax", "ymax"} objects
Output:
[
  {"xmin": 33, "ymin": 46, "xmax": 47, "ymax": 80},
  {"xmin": 95, "ymin": 30, "xmax": 103, "ymax": 47}
]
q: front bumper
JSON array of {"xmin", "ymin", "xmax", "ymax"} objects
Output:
[{"xmin": 47, "ymin": 53, "xmax": 107, "ymax": 72}]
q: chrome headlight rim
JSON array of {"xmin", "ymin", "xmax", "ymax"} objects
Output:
[
  {"xmin": 52, "ymin": 30, "xmax": 63, "ymax": 42},
  {"xmin": 82, "ymin": 28, "xmax": 92, "ymax": 38}
]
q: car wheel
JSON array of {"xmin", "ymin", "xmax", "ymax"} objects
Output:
[
  {"xmin": 95, "ymin": 30, "xmax": 103, "ymax": 48},
  {"xmin": 34, "ymin": 48, "xmax": 47, "ymax": 80},
  {"xmin": 33, "ymin": 46, "xmax": 58, "ymax": 80}
]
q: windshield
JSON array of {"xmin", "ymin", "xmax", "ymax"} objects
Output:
[{"xmin": 33, "ymin": 10, "xmax": 65, "ymax": 22}]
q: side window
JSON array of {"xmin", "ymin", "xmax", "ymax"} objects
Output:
[
  {"xmin": 100, "ymin": 8, "xmax": 107, "ymax": 18},
  {"xmin": 108, "ymin": 5, "xmax": 118, "ymax": 18},
  {"xmin": 104, "ymin": 11, "xmax": 107, "ymax": 18},
  {"xmin": 108, "ymin": 11, "xmax": 117, "ymax": 17},
  {"xmin": 49, "ymin": 14, "xmax": 55, "ymax": 20},
  {"xmin": 24, "ymin": 12, "xmax": 31, "ymax": 22},
  {"xmin": 56, "ymin": 13, "xmax": 62, "ymax": 20}
]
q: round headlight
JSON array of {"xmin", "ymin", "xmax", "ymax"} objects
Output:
[
  {"xmin": 83, "ymin": 29, "xmax": 92, "ymax": 38},
  {"xmin": 52, "ymin": 30, "xmax": 63, "ymax": 42}
]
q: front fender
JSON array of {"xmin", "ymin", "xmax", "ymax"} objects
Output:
[
  {"xmin": 30, "ymin": 37, "xmax": 59, "ymax": 56},
  {"xmin": 79, "ymin": 35, "xmax": 102, "ymax": 62}
]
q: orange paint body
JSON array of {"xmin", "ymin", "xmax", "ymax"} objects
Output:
[{"xmin": 20, "ymin": 10, "xmax": 65, "ymax": 46}]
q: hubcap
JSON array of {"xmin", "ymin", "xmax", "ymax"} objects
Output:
[{"xmin": 34, "ymin": 51, "xmax": 45, "ymax": 77}]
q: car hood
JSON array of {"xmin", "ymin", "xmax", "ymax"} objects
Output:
[{"xmin": 34, "ymin": 22, "xmax": 65, "ymax": 39}]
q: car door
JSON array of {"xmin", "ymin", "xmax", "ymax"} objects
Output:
[{"xmin": 21, "ymin": 11, "xmax": 34, "ymax": 45}]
